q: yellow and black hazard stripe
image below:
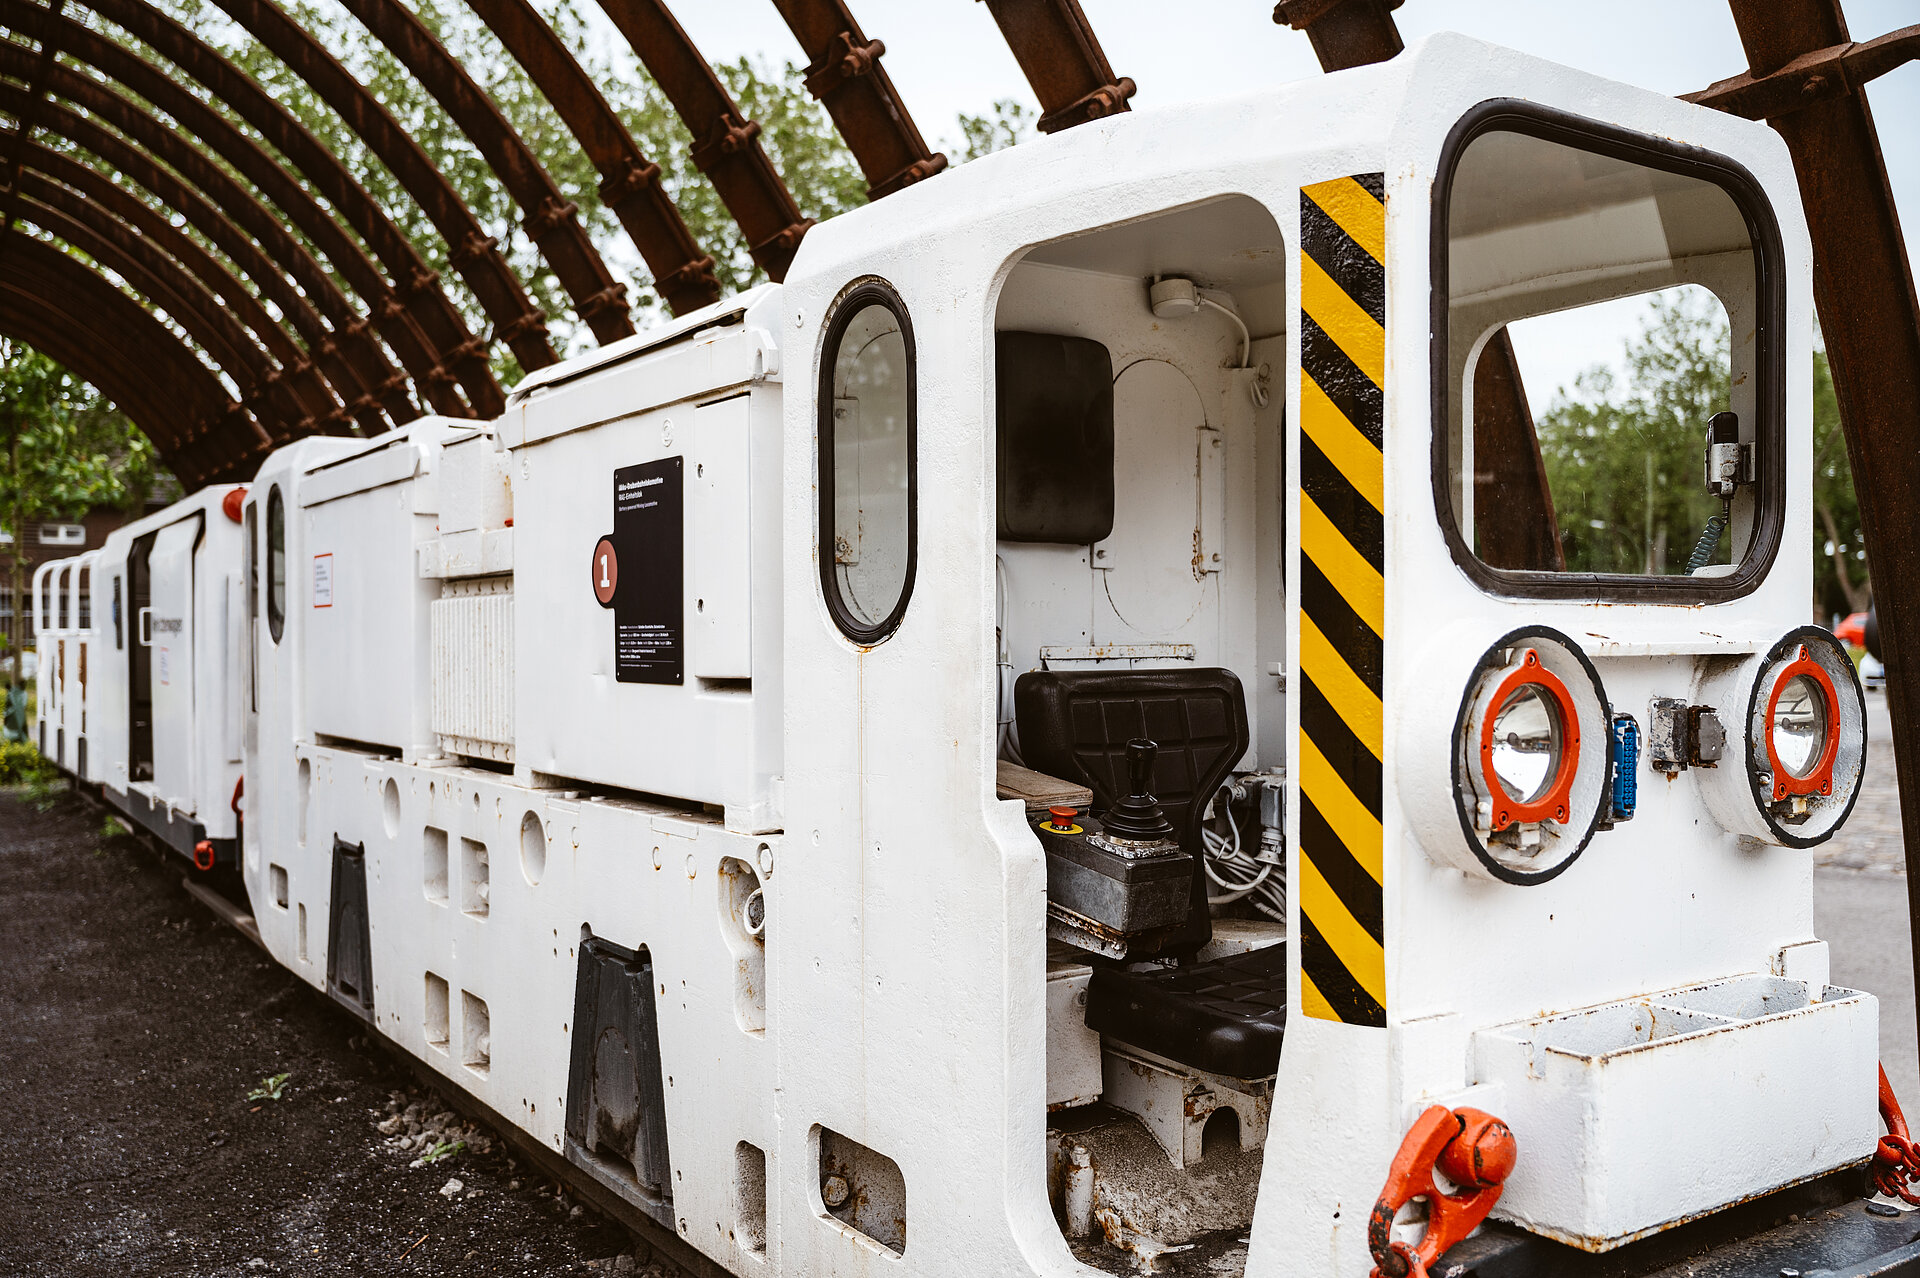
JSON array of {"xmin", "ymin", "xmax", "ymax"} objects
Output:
[{"xmin": 1297, "ymin": 173, "xmax": 1386, "ymax": 1028}]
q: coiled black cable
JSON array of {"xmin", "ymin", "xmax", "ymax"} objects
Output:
[{"xmin": 1686, "ymin": 500, "xmax": 1731, "ymax": 574}]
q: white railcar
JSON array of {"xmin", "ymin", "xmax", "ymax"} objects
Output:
[
  {"xmin": 34, "ymin": 552, "xmax": 100, "ymax": 778},
  {"xmin": 37, "ymin": 35, "xmax": 1911, "ymax": 1278},
  {"xmin": 79, "ymin": 485, "xmax": 253, "ymax": 864}
]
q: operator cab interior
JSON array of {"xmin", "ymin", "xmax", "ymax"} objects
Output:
[{"xmin": 990, "ymin": 195, "xmax": 1292, "ymax": 1257}]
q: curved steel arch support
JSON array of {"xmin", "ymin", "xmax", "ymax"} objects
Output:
[
  {"xmin": 0, "ymin": 0, "xmax": 68, "ymax": 250},
  {"xmin": 0, "ymin": 236, "xmax": 271, "ymax": 484},
  {"xmin": 1707, "ymin": 0, "xmax": 1920, "ymax": 1075},
  {"xmin": 190, "ymin": 0, "xmax": 558, "ymax": 374},
  {"xmin": 0, "ymin": 78, "xmax": 413, "ymax": 433},
  {"xmin": 595, "ymin": 0, "xmax": 812, "ymax": 279},
  {"xmin": 24, "ymin": 0, "xmax": 496, "ymax": 409},
  {"xmin": 771, "ymin": 0, "xmax": 947, "ymax": 198},
  {"xmin": 977, "ymin": 0, "xmax": 1134, "ymax": 133},
  {"xmin": 16, "ymin": 194, "xmax": 295, "ymax": 441},
  {"xmin": 17, "ymin": 157, "xmax": 349, "ymax": 435},
  {"xmin": 460, "ymin": 0, "xmax": 720, "ymax": 315},
  {"xmin": 0, "ymin": 13, "xmax": 485, "ymax": 416},
  {"xmin": 328, "ymin": 0, "xmax": 637, "ymax": 344},
  {"xmin": 33, "ymin": 134, "xmax": 391, "ymax": 434}
]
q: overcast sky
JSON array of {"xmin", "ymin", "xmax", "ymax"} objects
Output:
[{"xmin": 665, "ymin": 0, "xmax": 1918, "ymax": 404}]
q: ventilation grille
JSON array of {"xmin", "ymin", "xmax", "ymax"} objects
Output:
[{"xmin": 432, "ymin": 575, "xmax": 513, "ymax": 761}]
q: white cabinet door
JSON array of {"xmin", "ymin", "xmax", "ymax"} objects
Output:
[{"xmin": 147, "ymin": 518, "xmax": 197, "ymax": 811}]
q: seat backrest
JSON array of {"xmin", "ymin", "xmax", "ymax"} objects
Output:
[{"xmin": 1014, "ymin": 666, "xmax": 1250, "ymax": 957}]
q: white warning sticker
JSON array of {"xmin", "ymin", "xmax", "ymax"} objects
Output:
[{"xmin": 313, "ymin": 553, "xmax": 333, "ymax": 608}]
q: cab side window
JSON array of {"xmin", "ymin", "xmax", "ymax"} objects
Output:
[
  {"xmin": 267, "ymin": 485, "xmax": 287, "ymax": 644},
  {"xmin": 819, "ymin": 280, "xmax": 917, "ymax": 643}
]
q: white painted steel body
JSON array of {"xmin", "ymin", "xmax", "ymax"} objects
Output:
[
  {"xmin": 33, "ymin": 33, "xmax": 1879, "ymax": 1278},
  {"xmin": 1473, "ymin": 975, "xmax": 1879, "ymax": 1246},
  {"xmin": 82, "ymin": 486, "xmax": 249, "ymax": 847}
]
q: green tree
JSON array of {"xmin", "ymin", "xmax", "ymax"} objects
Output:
[
  {"xmin": 955, "ymin": 98, "xmax": 1037, "ymax": 161},
  {"xmin": 1810, "ymin": 348, "xmax": 1868, "ymax": 617},
  {"xmin": 0, "ymin": 338, "xmax": 157, "ymax": 687},
  {"xmin": 1535, "ymin": 292, "xmax": 1866, "ymax": 616},
  {"xmin": 1535, "ymin": 291, "xmax": 1733, "ymax": 576}
]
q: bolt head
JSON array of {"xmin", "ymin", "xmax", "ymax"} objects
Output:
[{"xmin": 821, "ymin": 1173, "xmax": 851, "ymax": 1207}]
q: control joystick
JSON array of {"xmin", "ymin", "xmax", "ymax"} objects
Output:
[
  {"xmin": 1101, "ymin": 739, "xmax": 1177, "ymax": 843},
  {"xmin": 1032, "ymin": 736, "xmax": 1194, "ymax": 956}
]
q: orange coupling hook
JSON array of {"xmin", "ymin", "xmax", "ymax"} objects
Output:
[
  {"xmin": 192, "ymin": 840, "xmax": 216, "ymax": 872},
  {"xmin": 1874, "ymin": 1063, "xmax": 1920, "ymax": 1204},
  {"xmin": 1368, "ymin": 1106, "xmax": 1517, "ymax": 1278}
]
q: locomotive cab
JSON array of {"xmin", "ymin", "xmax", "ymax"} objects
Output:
[{"xmin": 780, "ymin": 30, "xmax": 1867, "ymax": 1277}]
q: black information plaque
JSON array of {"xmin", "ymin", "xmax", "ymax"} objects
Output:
[{"xmin": 609, "ymin": 457, "xmax": 683, "ymax": 685}]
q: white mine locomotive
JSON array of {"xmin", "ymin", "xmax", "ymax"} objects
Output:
[{"xmin": 38, "ymin": 33, "xmax": 1911, "ymax": 1278}]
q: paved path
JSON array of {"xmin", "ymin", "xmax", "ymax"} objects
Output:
[
  {"xmin": 1816, "ymin": 688, "xmax": 1920, "ymax": 1109},
  {"xmin": 1816, "ymin": 687, "xmax": 1908, "ymax": 875}
]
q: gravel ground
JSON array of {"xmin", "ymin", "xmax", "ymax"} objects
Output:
[{"xmin": 0, "ymin": 786, "xmax": 682, "ymax": 1278}]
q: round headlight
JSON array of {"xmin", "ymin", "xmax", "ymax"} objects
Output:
[
  {"xmin": 1475, "ymin": 649, "xmax": 1580, "ymax": 832},
  {"xmin": 1692, "ymin": 626, "xmax": 1864, "ymax": 846},
  {"xmin": 1769, "ymin": 672, "xmax": 1832, "ymax": 782},
  {"xmin": 1434, "ymin": 628, "xmax": 1611, "ymax": 885},
  {"xmin": 1488, "ymin": 681, "xmax": 1566, "ymax": 807},
  {"xmin": 1760, "ymin": 643, "xmax": 1844, "ymax": 807}
]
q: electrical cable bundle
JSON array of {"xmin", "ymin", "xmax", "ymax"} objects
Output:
[{"xmin": 1203, "ymin": 782, "xmax": 1286, "ymax": 922}]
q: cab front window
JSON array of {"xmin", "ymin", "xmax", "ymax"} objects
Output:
[{"xmin": 1433, "ymin": 103, "xmax": 1784, "ymax": 598}]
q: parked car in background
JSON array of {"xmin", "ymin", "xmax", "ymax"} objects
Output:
[{"xmin": 1837, "ymin": 611, "xmax": 1867, "ymax": 648}]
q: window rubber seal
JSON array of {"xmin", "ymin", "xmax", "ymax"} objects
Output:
[{"xmin": 816, "ymin": 277, "xmax": 919, "ymax": 646}]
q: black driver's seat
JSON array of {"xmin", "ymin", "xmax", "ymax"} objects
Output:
[{"xmin": 1015, "ymin": 667, "xmax": 1287, "ymax": 1080}]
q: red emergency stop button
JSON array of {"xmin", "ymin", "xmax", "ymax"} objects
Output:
[{"xmin": 1049, "ymin": 806, "xmax": 1078, "ymax": 830}]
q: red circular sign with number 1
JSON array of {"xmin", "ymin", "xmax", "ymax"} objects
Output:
[{"xmin": 592, "ymin": 536, "xmax": 618, "ymax": 607}]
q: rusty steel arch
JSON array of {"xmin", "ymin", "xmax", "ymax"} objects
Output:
[
  {"xmin": 29, "ymin": 123, "xmax": 405, "ymax": 435},
  {"xmin": 15, "ymin": 154, "xmax": 353, "ymax": 435},
  {"xmin": 771, "ymin": 0, "xmax": 946, "ymax": 199},
  {"xmin": 0, "ymin": 0, "xmax": 1133, "ymax": 471},
  {"xmin": 12, "ymin": 193, "xmax": 292, "ymax": 441},
  {"xmin": 597, "ymin": 0, "xmax": 813, "ymax": 279},
  {"xmin": 0, "ymin": 237, "xmax": 265, "ymax": 485},
  {"xmin": 0, "ymin": 241, "xmax": 246, "ymax": 482},
  {"xmin": 191, "ymin": 0, "xmax": 563, "ymax": 377},
  {"xmin": 0, "ymin": 75, "xmax": 417, "ymax": 433},
  {"xmin": 459, "ymin": 0, "xmax": 720, "ymax": 315},
  {"xmin": 11, "ymin": 0, "xmax": 502, "ymax": 413},
  {"xmin": 326, "ymin": 0, "xmax": 636, "ymax": 343}
]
